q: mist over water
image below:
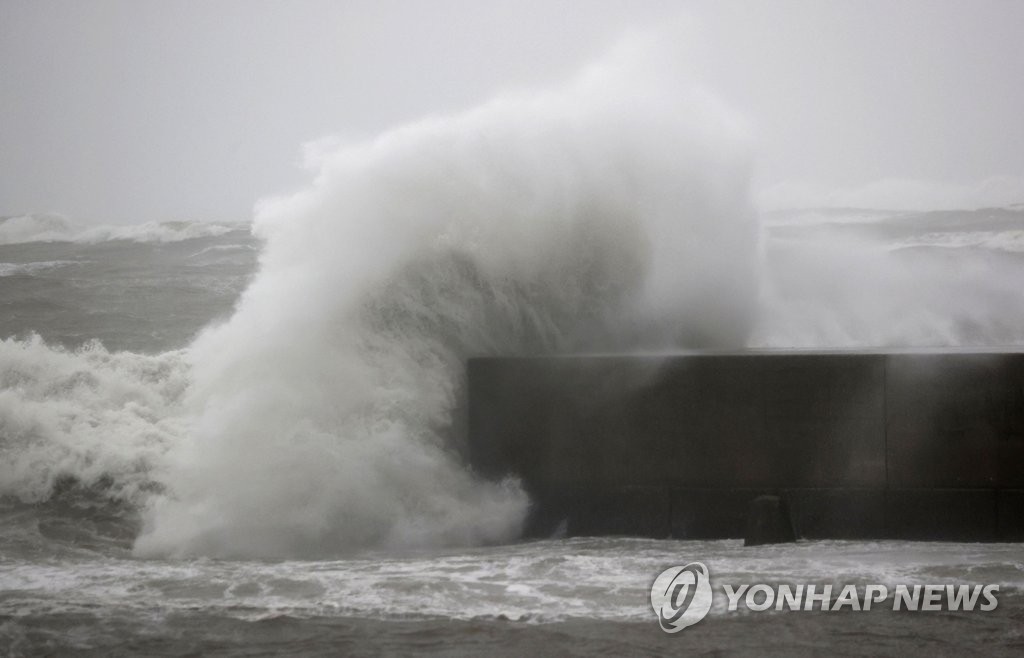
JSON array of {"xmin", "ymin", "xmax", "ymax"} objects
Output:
[
  {"xmin": 1, "ymin": 33, "xmax": 1023, "ymax": 561},
  {"xmin": 754, "ymin": 209, "xmax": 1024, "ymax": 348}
]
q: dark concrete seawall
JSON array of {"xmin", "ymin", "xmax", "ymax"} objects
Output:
[{"xmin": 467, "ymin": 353, "xmax": 1024, "ymax": 541}]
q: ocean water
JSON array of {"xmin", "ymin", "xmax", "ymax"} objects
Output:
[
  {"xmin": 3, "ymin": 42, "xmax": 1024, "ymax": 653},
  {"xmin": 1, "ymin": 209, "xmax": 1023, "ymax": 655}
]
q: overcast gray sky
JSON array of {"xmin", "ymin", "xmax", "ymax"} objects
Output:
[{"xmin": 2, "ymin": 0, "xmax": 1023, "ymax": 223}]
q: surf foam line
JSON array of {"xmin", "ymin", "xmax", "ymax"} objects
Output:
[
  {"xmin": 132, "ymin": 34, "xmax": 758, "ymax": 558},
  {"xmin": 0, "ymin": 214, "xmax": 242, "ymax": 245}
]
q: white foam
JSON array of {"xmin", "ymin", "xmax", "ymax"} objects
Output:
[
  {"xmin": 0, "ymin": 214, "xmax": 244, "ymax": 245},
  {"xmin": 0, "ymin": 261, "xmax": 79, "ymax": 277},
  {"xmin": 2, "ymin": 539, "xmax": 1021, "ymax": 623},
  {"xmin": 0, "ymin": 336, "xmax": 189, "ymax": 503},
  {"xmin": 893, "ymin": 230, "xmax": 1024, "ymax": 253}
]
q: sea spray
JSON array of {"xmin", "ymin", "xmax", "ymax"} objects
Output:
[
  {"xmin": 752, "ymin": 217, "xmax": 1024, "ymax": 348},
  {"xmin": 133, "ymin": 36, "xmax": 758, "ymax": 557}
]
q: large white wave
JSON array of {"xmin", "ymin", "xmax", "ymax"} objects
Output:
[{"xmin": 130, "ymin": 35, "xmax": 758, "ymax": 558}]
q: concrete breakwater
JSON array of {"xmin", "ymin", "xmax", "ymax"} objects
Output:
[{"xmin": 467, "ymin": 353, "xmax": 1024, "ymax": 541}]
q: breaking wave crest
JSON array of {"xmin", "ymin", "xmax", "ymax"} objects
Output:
[
  {"xmin": 0, "ymin": 336, "xmax": 188, "ymax": 504},
  {"xmin": 0, "ymin": 213, "xmax": 243, "ymax": 245}
]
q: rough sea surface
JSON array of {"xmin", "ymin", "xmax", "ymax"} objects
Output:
[{"xmin": 1, "ymin": 209, "xmax": 1023, "ymax": 655}]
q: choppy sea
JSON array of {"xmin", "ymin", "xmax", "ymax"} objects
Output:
[{"xmin": 1, "ymin": 209, "xmax": 1023, "ymax": 655}]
